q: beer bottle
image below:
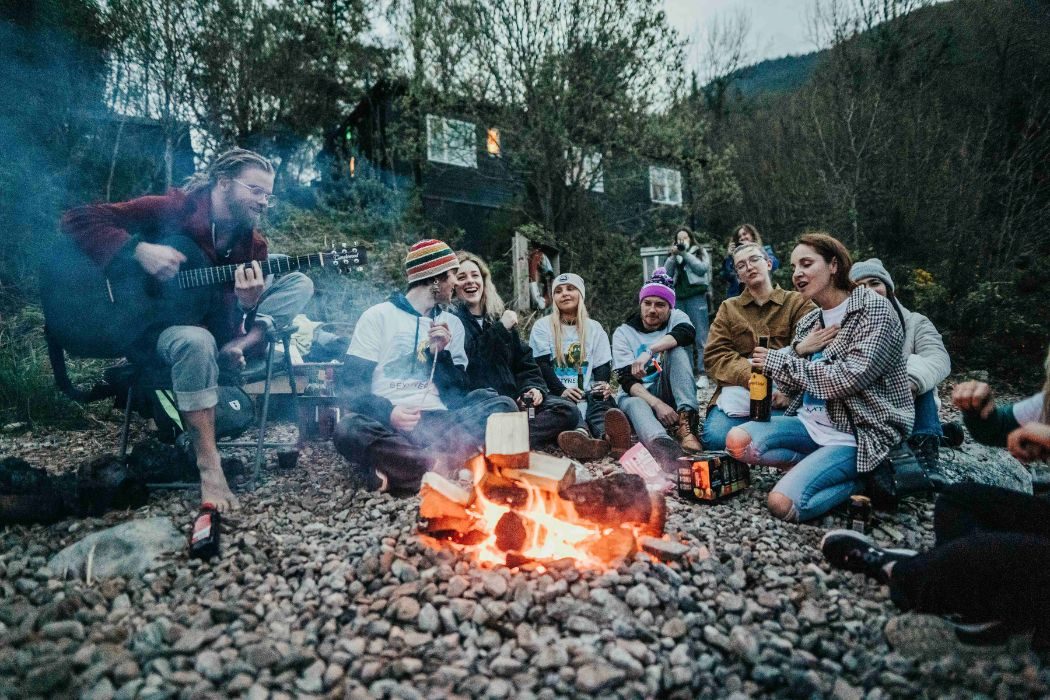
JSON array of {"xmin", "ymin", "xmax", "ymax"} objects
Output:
[
  {"xmin": 189, "ymin": 503, "xmax": 221, "ymax": 561},
  {"xmin": 749, "ymin": 336, "xmax": 772, "ymax": 422}
]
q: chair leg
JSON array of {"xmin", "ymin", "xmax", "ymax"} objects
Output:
[
  {"xmin": 118, "ymin": 384, "xmax": 134, "ymax": 462},
  {"xmin": 281, "ymin": 333, "xmax": 301, "ymax": 447},
  {"xmin": 254, "ymin": 338, "xmax": 277, "ymax": 488}
]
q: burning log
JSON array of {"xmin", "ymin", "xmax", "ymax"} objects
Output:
[
  {"xmin": 494, "ymin": 511, "xmax": 528, "ymax": 552},
  {"xmin": 560, "ymin": 473, "xmax": 652, "ymax": 528},
  {"xmin": 419, "ymin": 473, "xmax": 477, "ymax": 535},
  {"xmin": 581, "ymin": 527, "xmax": 638, "ymax": 562},
  {"xmin": 644, "ymin": 490, "xmax": 667, "ymax": 537},
  {"xmin": 502, "ymin": 452, "xmax": 578, "ymax": 494},
  {"xmin": 485, "ymin": 412, "xmax": 530, "ymax": 470}
]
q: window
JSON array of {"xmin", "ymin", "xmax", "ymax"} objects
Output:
[
  {"xmin": 426, "ymin": 115, "xmax": 477, "ymax": 168},
  {"xmin": 566, "ymin": 147, "xmax": 604, "ymax": 193},
  {"xmin": 486, "ymin": 128, "xmax": 501, "ymax": 156},
  {"xmin": 649, "ymin": 166, "xmax": 682, "ymax": 206}
]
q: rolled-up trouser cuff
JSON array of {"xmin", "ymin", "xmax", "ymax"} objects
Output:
[{"xmin": 174, "ymin": 386, "xmax": 219, "ymax": 412}]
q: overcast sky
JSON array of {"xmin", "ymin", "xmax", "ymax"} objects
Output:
[{"xmin": 664, "ymin": 0, "xmax": 819, "ymax": 68}]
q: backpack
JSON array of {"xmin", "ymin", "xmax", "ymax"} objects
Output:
[{"xmin": 150, "ymin": 386, "xmax": 255, "ymax": 444}]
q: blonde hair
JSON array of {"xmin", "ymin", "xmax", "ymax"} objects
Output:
[
  {"xmin": 454, "ymin": 251, "xmax": 505, "ymax": 320},
  {"xmin": 551, "ymin": 280, "xmax": 590, "ymax": 368},
  {"xmin": 183, "ymin": 148, "xmax": 274, "ymax": 195}
]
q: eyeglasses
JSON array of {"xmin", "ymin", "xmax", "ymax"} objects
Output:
[
  {"xmin": 734, "ymin": 254, "xmax": 767, "ymax": 272},
  {"xmin": 231, "ymin": 179, "xmax": 277, "ymax": 207}
]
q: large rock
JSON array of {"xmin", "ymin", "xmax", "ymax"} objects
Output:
[
  {"xmin": 48, "ymin": 517, "xmax": 184, "ymax": 579},
  {"xmin": 935, "ymin": 442, "xmax": 1032, "ymax": 494}
]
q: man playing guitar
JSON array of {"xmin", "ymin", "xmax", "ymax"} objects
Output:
[{"xmin": 60, "ymin": 148, "xmax": 313, "ymax": 512}]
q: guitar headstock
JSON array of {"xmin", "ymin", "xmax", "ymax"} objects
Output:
[{"xmin": 326, "ymin": 245, "xmax": 367, "ymax": 273}]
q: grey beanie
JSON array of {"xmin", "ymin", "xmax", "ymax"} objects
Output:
[{"xmin": 850, "ymin": 258, "xmax": 894, "ymax": 292}]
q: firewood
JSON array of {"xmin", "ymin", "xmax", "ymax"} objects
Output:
[
  {"xmin": 485, "ymin": 412, "xmax": 530, "ymax": 470},
  {"xmin": 643, "ymin": 490, "xmax": 667, "ymax": 537},
  {"xmin": 581, "ymin": 526, "xmax": 638, "ymax": 563},
  {"xmin": 638, "ymin": 536, "xmax": 691, "ymax": 562},
  {"xmin": 495, "ymin": 511, "xmax": 528, "ymax": 552},
  {"xmin": 560, "ymin": 473, "xmax": 651, "ymax": 528},
  {"xmin": 420, "ymin": 515, "xmax": 476, "ymax": 535},
  {"xmin": 502, "ymin": 452, "xmax": 577, "ymax": 494},
  {"xmin": 419, "ymin": 473, "xmax": 474, "ymax": 522}
]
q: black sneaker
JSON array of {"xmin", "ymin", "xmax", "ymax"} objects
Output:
[
  {"xmin": 908, "ymin": 434, "xmax": 940, "ymax": 472},
  {"xmin": 820, "ymin": 529, "xmax": 917, "ymax": 584},
  {"xmin": 940, "ymin": 421, "xmax": 965, "ymax": 448}
]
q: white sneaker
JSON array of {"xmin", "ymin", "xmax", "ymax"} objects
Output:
[{"xmin": 695, "ymin": 376, "xmax": 710, "ymax": 390}]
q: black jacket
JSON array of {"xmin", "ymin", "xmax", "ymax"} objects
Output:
[
  {"xmin": 451, "ymin": 305, "xmax": 546, "ymax": 399},
  {"xmin": 336, "ymin": 294, "xmax": 470, "ymax": 427}
]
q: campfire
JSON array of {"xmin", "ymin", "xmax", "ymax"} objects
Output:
[{"xmin": 418, "ymin": 413, "xmax": 687, "ymax": 568}]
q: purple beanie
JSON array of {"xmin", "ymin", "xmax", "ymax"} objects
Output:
[{"xmin": 639, "ymin": 267, "xmax": 676, "ymax": 306}]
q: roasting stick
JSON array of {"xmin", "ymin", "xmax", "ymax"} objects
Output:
[{"xmin": 417, "ymin": 306, "xmax": 446, "ymax": 410}]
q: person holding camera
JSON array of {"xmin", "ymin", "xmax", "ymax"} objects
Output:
[
  {"xmin": 663, "ymin": 227, "xmax": 712, "ymax": 389},
  {"xmin": 452, "ymin": 252, "xmax": 579, "ymax": 447}
]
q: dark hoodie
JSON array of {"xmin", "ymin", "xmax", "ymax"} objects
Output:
[
  {"xmin": 451, "ymin": 305, "xmax": 546, "ymax": 399},
  {"xmin": 336, "ymin": 293, "xmax": 470, "ymax": 427}
]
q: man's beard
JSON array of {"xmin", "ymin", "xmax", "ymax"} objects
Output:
[{"xmin": 227, "ymin": 193, "xmax": 261, "ymax": 232}]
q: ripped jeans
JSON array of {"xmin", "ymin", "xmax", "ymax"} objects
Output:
[{"xmin": 729, "ymin": 415, "xmax": 860, "ymax": 522}]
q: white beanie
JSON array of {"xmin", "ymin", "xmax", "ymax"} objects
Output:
[{"xmin": 552, "ymin": 273, "xmax": 586, "ymax": 300}]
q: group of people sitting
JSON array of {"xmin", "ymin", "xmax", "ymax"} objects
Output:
[{"xmin": 60, "ymin": 147, "xmax": 1050, "ymax": 650}]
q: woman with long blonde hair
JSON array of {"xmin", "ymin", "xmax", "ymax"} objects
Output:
[
  {"xmin": 527, "ymin": 273, "xmax": 627, "ymax": 460},
  {"xmin": 452, "ymin": 252, "xmax": 578, "ymax": 447}
]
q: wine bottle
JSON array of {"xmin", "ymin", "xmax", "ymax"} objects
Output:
[{"xmin": 749, "ymin": 336, "xmax": 772, "ymax": 422}]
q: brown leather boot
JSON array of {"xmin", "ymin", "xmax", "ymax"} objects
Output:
[
  {"xmin": 603, "ymin": 408, "xmax": 633, "ymax": 458},
  {"xmin": 676, "ymin": 409, "xmax": 702, "ymax": 453},
  {"xmin": 557, "ymin": 428, "xmax": 610, "ymax": 462}
]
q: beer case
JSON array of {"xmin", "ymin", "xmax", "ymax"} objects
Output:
[{"xmin": 677, "ymin": 451, "xmax": 751, "ymax": 502}]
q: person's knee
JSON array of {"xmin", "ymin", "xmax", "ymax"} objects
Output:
[
  {"xmin": 283, "ymin": 271, "xmax": 314, "ymax": 298},
  {"xmin": 168, "ymin": 327, "xmax": 218, "ymax": 360},
  {"xmin": 725, "ymin": 426, "xmax": 752, "ymax": 458},
  {"xmin": 767, "ymin": 492, "xmax": 798, "ymax": 522}
]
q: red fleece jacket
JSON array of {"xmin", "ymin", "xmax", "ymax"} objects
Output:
[{"xmin": 60, "ymin": 189, "xmax": 269, "ymax": 346}]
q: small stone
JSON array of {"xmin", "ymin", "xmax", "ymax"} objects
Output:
[
  {"xmin": 195, "ymin": 650, "xmax": 223, "ymax": 682},
  {"xmin": 41, "ymin": 619, "xmax": 86, "ymax": 641},
  {"xmin": 798, "ymin": 601, "xmax": 827, "ymax": 626},
  {"xmin": 84, "ymin": 677, "xmax": 116, "ymax": 700},
  {"xmin": 482, "ymin": 572, "xmax": 508, "ymax": 598},
  {"xmin": 534, "ymin": 645, "xmax": 569, "ymax": 670},
  {"xmin": 392, "ymin": 597, "xmax": 421, "ymax": 622},
  {"xmin": 729, "ymin": 626, "xmax": 760, "ymax": 664},
  {"xmin": 297, "ymin": 660, "xmax": 325, "ymax": 693},
  {"xmin": 490, "ymin": 655, "xmax": 524, "ymax": 676},
  {"xmin": 172, "ymin": 629, "xmax": 208, "ymax": 653},
  {"xmin": 660, "ymin": 617, "xmax": 687, "ymax": 640},
  {"xmin": 566, "ymin": 615, "xmax": 599, "ymax": 634},
  {"xmin": 447, "ymin": 575, "xmax": 470, "ymax": 598},
  {"xmin": 24, "ymin": 661, "xmax": 72, "ymax": 695},
  {"xmin": 417, "ymin": 603, "xmax": 440, "ymax": 632},
  {"xmin": 832, "ymin": 678, "xmax": 863, "ymax": 700},
  {"xmin": 575, "ymin": 663, "xmax": 626, "ymax": 694},
  {"xmin": 625, "ymin": 584, "xmax": 653, "ymax": 609}
]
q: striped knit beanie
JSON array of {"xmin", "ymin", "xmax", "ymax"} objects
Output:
[
  {"xmin": 639, "ymin": 267, "xmax": 676, "ymax": 306},
  {"xmin": 406, "ymin": 239, "xmax": 458, "ymax": 283}
]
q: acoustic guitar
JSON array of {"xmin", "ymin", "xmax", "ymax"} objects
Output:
[{"xmin": 41, "ymin": 235, "xmax": 366, "ymax": 359}]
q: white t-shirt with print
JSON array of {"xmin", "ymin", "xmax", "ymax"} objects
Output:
[
  {"xmin": 611, "ymin": 309, "xmax": 693, "ymax": 395},
  {"xmin": 347, "ymin": 302, "xmax": 468, "ymax": 412},
  {"xmin": 528, "ymin": 317, "xmax": 611, "ymax": 392},
  {"xmin": 797, "ymin": 298, "xmax": 857, "ymax": 447}
]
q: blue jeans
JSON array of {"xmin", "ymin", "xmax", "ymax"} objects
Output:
[
  {"xmin": 618, "ymin": 346, "xmax": 697, "ymax": 447},
  {"xmin": 729, "ymin": 416, "xmax": 860, "ymax": 522},
  {"xmin": 702, "ymin": 405, "xmax": 785, "ymax": 451},
  {"xmin": 677, "ymin": 294, "xmax": 709, "ymax": 377},
  {"xmin": 913, "ymin": 389, "xmax": 943, "ymax": 438}
]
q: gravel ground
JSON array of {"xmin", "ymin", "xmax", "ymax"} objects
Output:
[{"xmin": 0, "ymin": 382, "xmax": 1046, "ymax": 700}]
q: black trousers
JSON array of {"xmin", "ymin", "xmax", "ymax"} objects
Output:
[
  {"xmin": 527, "ymin": 394, "xmax": 581, "ymax": 447},
  {"xmin": 889, "ymin": 483, "xmax": 1050, "ymax": 644},
  {"xmin": 333, "ymin": 389, "xmax": 518, "ymax": 491}
]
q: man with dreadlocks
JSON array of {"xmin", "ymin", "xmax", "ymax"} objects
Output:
[{"xmin": 61, "ymin": 148, "xmax": 313, "ymax": 511}]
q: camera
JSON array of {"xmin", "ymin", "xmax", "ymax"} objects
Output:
[{"xmin": 676, "ymin": 243, "xmax": 686, "ymax": 251}]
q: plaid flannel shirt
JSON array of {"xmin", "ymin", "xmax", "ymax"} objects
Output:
[{"xmin": 763, "ymin": 286, "xmax": 914, "ymax": 473}]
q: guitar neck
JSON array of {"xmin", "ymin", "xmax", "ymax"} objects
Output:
[{"xmin": 177, "ymin": 253, "xmax": 325, "ymax": 289}]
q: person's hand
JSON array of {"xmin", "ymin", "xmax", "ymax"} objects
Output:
[
  {"xmin": 561, "ymin": 387, "xmax": 585, "ymax": 402},
  {"xmin": 653, "ymin": 400, "xmax": 678, "ymax": 428},
  {"xmin": 771, "ymin": 390, "xmax": 790, "ymax": 409},
  {"xmin": 428, "ymin": 321, "xmax": 451, "ymax": 355},
  {"xmin": 795, "ymin": 326, "xmax": 839, "ymax": 356},
  {"xmin": 500, "ymin": 310, "xmax": 519, "ymax": 330},
  {"xmin": 1007, "ymin": 423, "xmax": 1050, "ymax": 463},
  {"xmin": 390, "ymin": 405, "xmax": 422, "ymax": 432},
  {"xmin": 234, "ymin": 260, "xmax": 265, "ymax": 310},
  {"xmin": 591, "ymin": 381, "xmax": 612, "ymax": 400},
  {"xmin": 134, "ymin": 241, "xmax": 186, "ymax": 281},
  {"xmin": 632, "ymin": 350, "xmax": 654, "ymax": 379},
  {"xmin": 750, "ymin": 345, "xmax": 769, "ymax": 374},
  {"xmin": 519, "ymin": 388, "xmax": 544, "ymax": 408},
  {"xmin": 952, "ymin": 380, "xmax": 995, "ymax": 418}
]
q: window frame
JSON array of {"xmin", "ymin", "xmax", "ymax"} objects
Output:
[
  {"xmin": 649, "ymin": 165, "xmax": 682, "ymax": 206},
  {"xmin": 426, "ymin": 114, "xmax": 478, "ymax": 169}
]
